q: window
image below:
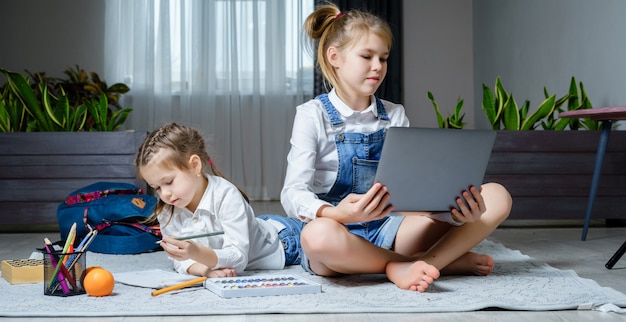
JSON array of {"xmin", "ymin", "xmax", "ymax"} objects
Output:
[
  {"xmin": 105, "ymin": 0, "xmax": 315, "ymax": 200},
  {"xmin": 148, "ymin": 0, "xmax": 314, "ymax": 94}
]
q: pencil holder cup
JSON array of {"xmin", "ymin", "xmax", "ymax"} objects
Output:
[{"xmin": 42, "ymin": 251, "xmax": 86, "ymax": 296}]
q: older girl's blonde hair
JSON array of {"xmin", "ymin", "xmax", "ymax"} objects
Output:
[{"xmin": 303, "ymin": 3, "xmax": 393, "ymax": 92}]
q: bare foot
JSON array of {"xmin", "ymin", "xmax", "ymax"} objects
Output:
[
  {"xmin": 440, "ymin": 252, "xmax": 494, "ymax": 276},
  {"xmin": 386, "ymin": 260, "xmax": 440, "ymax": 292}
]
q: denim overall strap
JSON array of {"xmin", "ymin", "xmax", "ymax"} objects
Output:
[
  {"xmin": 317, "ymin": 94, "xmax": 344, "ymax": 126},
  {"xmin": 315, "ymin": 94, "xmax": 387, "ymax": 205},
  {"xmin": 375, "ymin": 97, "xmax": 390, "ymax": 122},
  {"xmin": 315, "ymin": 94, "xmax": 390, "ymax": 125}
]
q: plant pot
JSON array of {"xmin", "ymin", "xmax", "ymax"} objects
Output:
[
  {"xmin": 484, "ymin": 130, "xmax": 626, "ymax": 221},
  {"xmin": 0, "ymin": 131, "xmax": 148, "ymax": 232}
]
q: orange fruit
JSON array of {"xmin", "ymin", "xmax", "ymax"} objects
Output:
[
  {"xmin": 83, "ymin": 266, "xmax": 115, "ymax": 297},
  {"xmin": 83, "ymin": 266, "xmax": 100, "ymax": 276}
]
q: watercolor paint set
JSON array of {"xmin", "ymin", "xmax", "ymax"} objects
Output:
[{"xmin": 204, "ymin": 274, "xmax": 321, "ymax": 298}]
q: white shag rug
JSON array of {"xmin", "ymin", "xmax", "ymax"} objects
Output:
[{"xmin": 1, "ymin": 240, "xmax": 626, "ymax": 317}]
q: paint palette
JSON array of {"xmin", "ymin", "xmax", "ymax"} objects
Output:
[{"xmin": 204, "ymin": 274, "xmax": 321, "ymax": 298}]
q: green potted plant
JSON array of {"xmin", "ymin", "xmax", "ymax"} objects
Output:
[
  {"xmin": 426, "ymin": 77, "xmax": 626, "ymax": 222},
  {"xmin": 427, "ymin": 92, "xmax": 466, "ymax": 129},
  {"xmin": 428, "ymin": 76, "xmax": 599, "ymax": 131},
  {"xmin": 0, "ymin": 66, "xmax": 147, "ymax": 232},
  {"xmin": 0, "ymin": 66, "xmax": 132, "ymax": 132}
]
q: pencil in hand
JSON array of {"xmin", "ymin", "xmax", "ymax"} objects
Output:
[{"xmin": 155, "ymin": 231, "xmax": 225, "ymax": 244}]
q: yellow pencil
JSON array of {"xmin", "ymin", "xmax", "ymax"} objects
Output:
[
  {"xmin": 62, "ymin": 223, "xmax": 77, "ymax": 265},
  {"xmin": 151, "ymin": 276, "xmax": 208, "ymax": 296}
]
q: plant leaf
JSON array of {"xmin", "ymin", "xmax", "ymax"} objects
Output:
[
  {"xmin": 109, "ymin": 108, "xmax": 132, "ymax": 131},
  {"xmin": 519, "ymin": 100, "xmax": 530, "ymax": 120},
  {"xmin": 84, "ymin": 84, "xmax": 100, "ymax": 95},
  {"xmin": 502, "ymin": 95, "xmax": 520, "ymax": 130},
  {"xmin": 427, "ymin": 91, "xmax": 445, "ymax": 128},
  {"xmin": 554, "ymin": 117, "xmax": 570, "ymax": 130},
  {"xmin": 481, "ymin": 84, "xmax": 498, "ymax": 129},
  {"xmin": 567, "ymin": 76, "xmax": 579, "ymax": 111},
  {"xmin": 107, "ymin": 83, "xmax": 130, "ymax": 94},
  {"xmin": 0, "ymin": 100, "xmax": 10, "ymax": 132},
  {"xmin": 3, "ymin": 69, "xmax": 52, "ymax": 131},
  {"xmin": 521, "ymin": 95, "xmax": 556, "ymax": 130},
  {"xmin": 494, "ymin": 77, "xmax": 508, "ymax": 123},
  {"xmin": 0, "ymin": 85, "xmax": 27, "ymax": 131},
  {"xmin": 41, "ymin": 83, "xmax": 63, "ymax": 129}
]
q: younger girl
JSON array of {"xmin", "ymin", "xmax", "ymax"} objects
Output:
[
  {"xmin": 281, "ymin": 4, "xmax": 512, "ymax": 292},
  {"xmin": 136, "ymin": 122, "xmax": 305, "ymax": 278}
]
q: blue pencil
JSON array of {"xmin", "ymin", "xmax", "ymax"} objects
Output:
[
  {"xmin": 65, "ymin": 229, "xmax": 97, "ymax": 265},
  {"xmin": 66, "ymin": 230, "xmax": 98, "ymax": 271}
]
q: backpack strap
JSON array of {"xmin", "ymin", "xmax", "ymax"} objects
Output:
[
  {"xmin": 83, "ymin": 207, "xmax": 161, "ymax": 237},
  {"xmin": 78, "ymin": 206, "xmax": 162, "ymax": 254},
  {"xmin": 65, "ymin": 188, "xmax": 144, "ymax": 205},
  {"xmin": 94, "ymin": 220, "xmax": 161, "ymax": 237}
]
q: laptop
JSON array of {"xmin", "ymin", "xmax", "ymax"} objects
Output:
[{"xmin": 374, "ymin": 127, "xmax": 497, "ymax": 212}]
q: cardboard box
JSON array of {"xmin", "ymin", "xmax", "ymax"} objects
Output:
[{"xmin": 1, "ymin": 259, "xmax": 44, "ymax": 284}]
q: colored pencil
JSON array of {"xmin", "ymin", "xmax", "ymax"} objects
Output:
[
  {"xmin": 47, "ymin": 223, "xmax": 76, "ymax": 290},
  {"xmin": 61, "ymin": 223, "xmax": 77, "ymax": 265},
  {"xmin": 151, "ymin": 276, "xmax": 208, "ymax": 296},
  {"xmin": 43, "ymin": 238, "xmax": 70, "ymax": 294},
  {"xmin": 155, "ymin": 231, "xmax": 225, "ymax": 244},
  {"xmin": 66, "ymin": 230, "xmax": 98, "ymax": 273},
  {"xmin": 65, "ymin": 229, "xmax": 97, "ymax": 266}
]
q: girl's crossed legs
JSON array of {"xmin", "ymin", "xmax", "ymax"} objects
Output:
[{"xmin": 300, "ymin": 182, "xmax": 512, "ymax": 292}]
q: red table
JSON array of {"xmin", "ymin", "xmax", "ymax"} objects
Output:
[{"xmin": 560, "ymin": 106, "xmax": 626, "ymax": 269}]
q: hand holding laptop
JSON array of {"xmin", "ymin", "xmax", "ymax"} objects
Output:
[
  {"xmin": 323, "ymin": 182, "xmax": 394, "ymax": 224},
  {"xmin": 449, "ymin": 185, "xmax": 487, "ymax": 224}
]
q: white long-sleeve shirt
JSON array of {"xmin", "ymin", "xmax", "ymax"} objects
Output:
[
  {"xmin": 280, "ymin": 89, "xmax": 410, "ymax": 222},
  {"xmin": 159, "ymin": 175, "xmax": 284, "ymax": 274}
]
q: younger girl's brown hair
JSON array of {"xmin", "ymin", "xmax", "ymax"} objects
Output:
[{"xmin": 135, "ymin": 122, "xmax": 249, "ymax": 225}]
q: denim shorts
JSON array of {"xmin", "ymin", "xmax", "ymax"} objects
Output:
[
  {"xmin": 257, "ymin": 214, "xmax": 306, "ymax": 265},
  {"xmin": 300, "ymin": 214, "xmax": 404, "ymax": 274}
]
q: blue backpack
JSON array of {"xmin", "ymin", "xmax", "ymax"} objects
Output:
[{"xmin": 57, "ymin": 182, "xmax": 162, "ymax": 254}]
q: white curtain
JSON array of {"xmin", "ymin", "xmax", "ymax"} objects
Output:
[{"xmin": 104, "ymin": 0, "xmax": 314, "ymax": 200}]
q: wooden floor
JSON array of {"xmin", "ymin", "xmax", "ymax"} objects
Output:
[{"xmin": 1, "ymin": 201, "xmax": 626, "ymax": 321}]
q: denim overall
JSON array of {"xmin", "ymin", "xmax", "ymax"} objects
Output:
[
  {"xmin": 315, "ymin": 94, "xmax": 403, "ymax": 249},
  {"xmin": 257, "ymin": 214, "xmax": 305, "ymax": 265}
]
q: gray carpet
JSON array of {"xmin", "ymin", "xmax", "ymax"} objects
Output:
[{"xmin": 1, "ymin": 240, "xmax": 626, "ymax": 317}]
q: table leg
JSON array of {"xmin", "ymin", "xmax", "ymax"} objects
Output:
[
  {"xmin": 582, "ymin": 120, "xmax": 613, "ymax": 241},
  {"xmin": 606, "ymin": 240, "xmax": 626, "ymax": 269}
]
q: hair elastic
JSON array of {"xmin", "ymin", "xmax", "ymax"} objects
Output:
[{"xmin": 335, "ymin": 12, "xmax": 344, "ymax": 19}]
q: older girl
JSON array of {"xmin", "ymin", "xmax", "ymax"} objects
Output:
[{"xmin": 281, "ymin": 4, "xmax": 512, "ymax": 292}]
